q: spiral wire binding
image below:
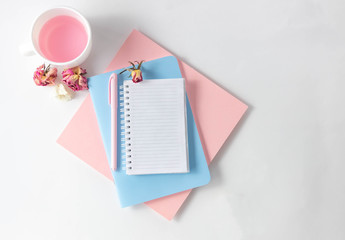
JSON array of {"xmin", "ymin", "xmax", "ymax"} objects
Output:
[
  {"xmin": 120, "ymin": 84, "xmax": 133, "ymax": 171},
  {"xmin": 119, "ymin": 85, "xmax": 126, "ymax": 170}
]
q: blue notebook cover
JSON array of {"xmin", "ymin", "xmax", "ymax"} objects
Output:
[{"xmin": 88, "ymin": 56, "xmax": 210, "ymax": 207}]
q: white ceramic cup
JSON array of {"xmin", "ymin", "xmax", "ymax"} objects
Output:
[{"xmin": 19, "ymin": 7, "xmax": 92, "ymax": 68}]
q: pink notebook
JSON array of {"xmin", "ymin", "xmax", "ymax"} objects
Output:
[{"xmin": 57, "ymin": 30, "xmax": 248, "ymax": 220}]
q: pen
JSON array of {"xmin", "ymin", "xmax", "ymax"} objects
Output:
[{"xmin": 108, "ymin": 73, "xmax": 118, "ymax": 170}]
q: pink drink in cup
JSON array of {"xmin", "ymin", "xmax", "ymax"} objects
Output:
[
  {"xmin": 39, "ymin": 15, "xmax": 88, "ymax": 63},
  {"xmin": 20, "ymin": 7, "xmax": 92, "ymax": 68}
]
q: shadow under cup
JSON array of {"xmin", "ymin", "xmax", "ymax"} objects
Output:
[{"xmin": 31, "ymin": 7, "xmax": 92, "ymax": 67}]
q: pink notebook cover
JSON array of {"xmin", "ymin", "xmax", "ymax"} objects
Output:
[{"xmin": 57, "ymin": 30, "xmax": 247, "ymax": 220}]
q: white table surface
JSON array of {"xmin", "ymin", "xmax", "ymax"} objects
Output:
[{"xmin": 1, "ymin": 0, "xmax": 345, "ymax": 239}]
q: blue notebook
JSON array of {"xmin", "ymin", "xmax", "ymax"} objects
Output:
[{"xmin": 88, "ymin": 56, "xmax": 210, "ymax": 207}]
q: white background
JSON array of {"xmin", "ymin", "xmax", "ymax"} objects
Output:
[{"xmin": 1, "ymin": 0, "xmax": 345, "ymax": 239}]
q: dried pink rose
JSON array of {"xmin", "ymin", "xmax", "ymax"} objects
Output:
[
  {"xmin": 33, "ymin": 64, "xmax": 57, "ymax": 86},
  {"xmin": 62, "ymin": 66, "xmax": 88, "ymax": 91},
  {"xmin": 131, "ymin": 69, "xmax": 143, "ymax": 83},
  {"xmin": 120, "ymin": 61, "xmax": 144, "ymax": 83}
]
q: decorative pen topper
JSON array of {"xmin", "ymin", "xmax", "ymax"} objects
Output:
[{"xmin": 120, "ymin": 61, "xmax": 144, "ymax": 83}]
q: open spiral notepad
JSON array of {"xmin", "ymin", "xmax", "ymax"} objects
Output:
[{"xmin": 121, "ymin": 79, "xmax": 189, "ymax": 175}]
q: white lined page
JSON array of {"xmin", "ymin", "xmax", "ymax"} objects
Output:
[{"xmin": 123, "ymin": 78, "xmax": 189, "ymax": 175}]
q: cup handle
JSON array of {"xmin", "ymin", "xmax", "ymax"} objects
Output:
[{"xmin": 19, "ymin": 43, "xmax": 35, "ymax": 56}]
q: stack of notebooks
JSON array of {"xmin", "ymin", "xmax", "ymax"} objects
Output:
[
  {"xmin": 57, "ymin": 30, "xmax": 248, "ymax": 220},
  {"xmin": 88, "ymin": 56, "xmax": 211, "ymax": 207}
]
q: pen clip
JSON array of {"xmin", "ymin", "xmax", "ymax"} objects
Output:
[{"xmin": 108, "ymin": 73, "xmax": 116, "ymax": 105}]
